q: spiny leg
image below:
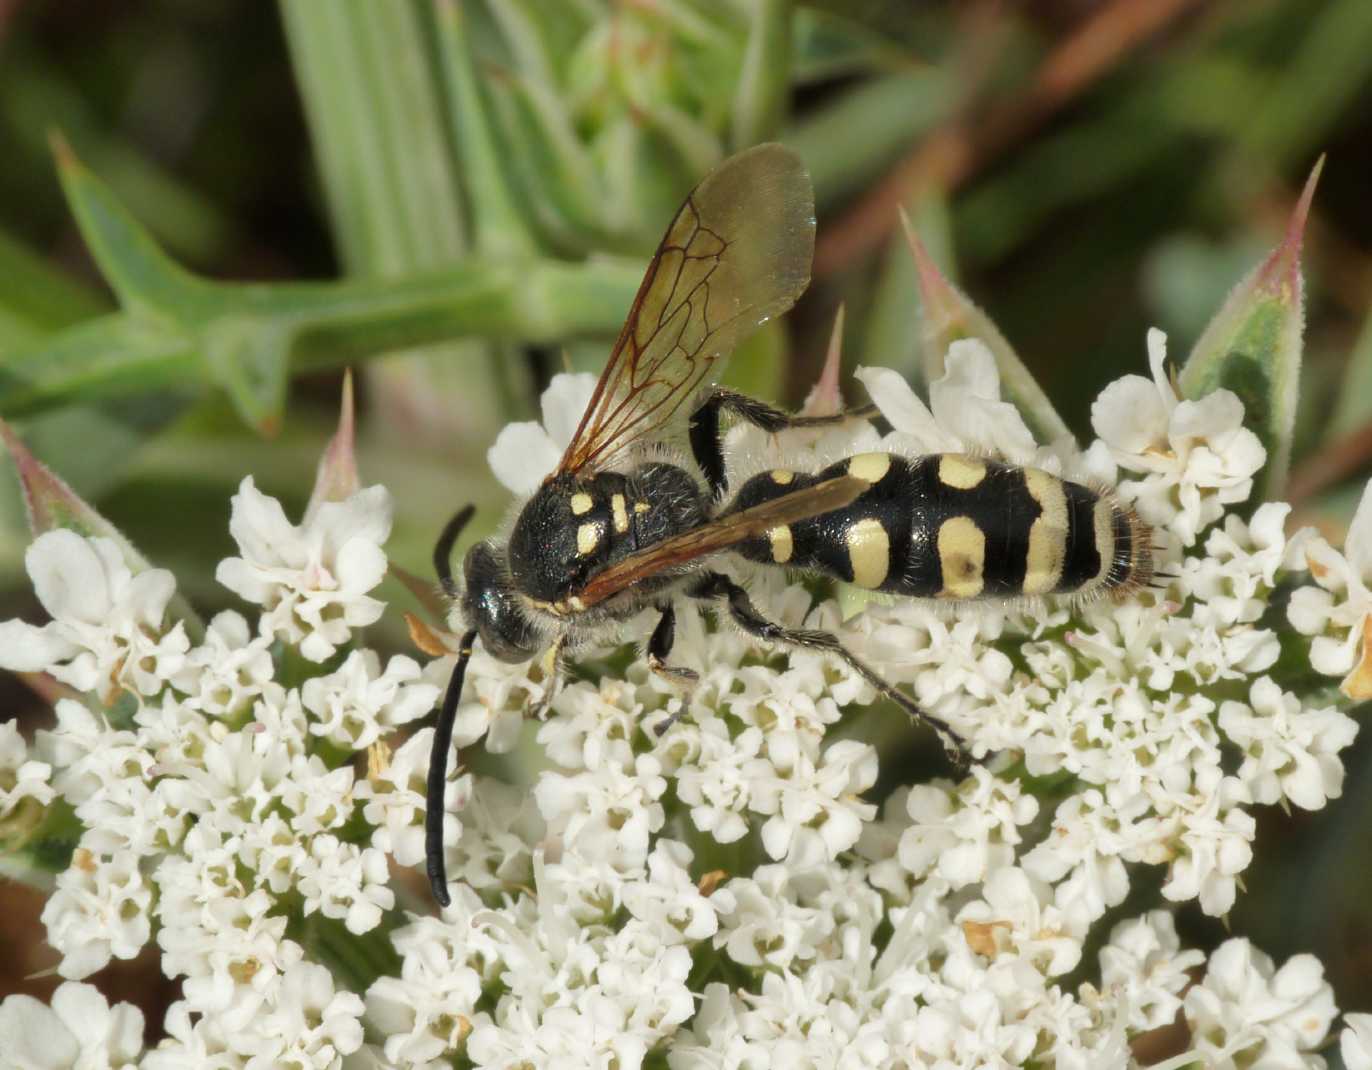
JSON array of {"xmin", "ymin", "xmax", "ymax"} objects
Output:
[
  {"xmin": 688, "ymin": 387, "xmax": 879, "ymax": 499},
  {"xmin": 689, "ymin": 571, "xmax": 966, "ymax": 760},
  {"xmin": 646, "ymin": 603, "xmax": 699, "ymax": 736},
  {"xmin": 426, "ymin": 628, "xmax": 478, "ymax": 908}
]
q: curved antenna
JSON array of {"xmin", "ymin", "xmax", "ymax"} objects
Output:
[
  {"xmin": 426, "ymin": 627, "xmax": 478, "ymax": 907},
  {"xmin": 433, "ymin": 505, "xmax": 475, "ymax": 598}
]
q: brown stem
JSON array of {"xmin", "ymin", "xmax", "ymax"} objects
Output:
[{"xmin": 814, "ymin": 0, "xmax": 1204, "ymax": 277}]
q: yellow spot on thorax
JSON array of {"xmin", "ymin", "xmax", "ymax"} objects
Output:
[
  {"xmin": 846, "ymin": 517, "xmax": 890, "ymax": 588},
  {"xmin": 577, "ymin": 522, "xmax": 602, "ymax": 555},
  {"xmin": 611, "ymin": 494, "xmax": 630, "ymax": 534},
  {"xmin": 937, "ymin": 515, "xmax": 985, "ymax": 598},
  {"xmin": 570, "ymin": 492, "xmax": 594, "ymax": 516}
]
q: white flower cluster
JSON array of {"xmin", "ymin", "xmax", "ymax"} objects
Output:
[
  {"xmin": 0, "ymin": 474, "xmax": 414, "ymax": 1068},
  {"xmin": 0, "ymin": 333, "xmax": 1368, "ymax": 1068}
]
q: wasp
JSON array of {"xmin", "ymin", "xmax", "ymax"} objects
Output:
[{"xmin": 424, "ymin": 143, "xmax": 1153, "ymax": 906}]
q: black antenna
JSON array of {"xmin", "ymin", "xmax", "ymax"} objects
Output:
[
  {"xmin": 426, "ymin": 627, "xmax": 478, "ymax": 907},
  {"xmin": 433, "ymin": 504, "xmax": 475, "ymax": 598}
]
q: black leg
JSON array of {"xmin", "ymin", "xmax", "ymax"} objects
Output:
[
  {"xmin": 687, "ymin": 388, "xmax": 878, "ymax": 499},
  {"xmin": 433, "ymin": 505, "xmax": 476, "ymax": 598},
  {"xmin": 689, "ymin": 571, "xmax": 965, "ymax": 759},
  {"xmin": 646, "ymin": 603, "xmax": 698, "ymax": 736}
]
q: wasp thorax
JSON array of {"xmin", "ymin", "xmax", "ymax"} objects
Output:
[
  {"xmin": 461, "ymin": 541, "xmax": 540, "ymax": 662},
  {"xmin": 508, "ymin": 474, "xmax": 618, "ymax": 603}
]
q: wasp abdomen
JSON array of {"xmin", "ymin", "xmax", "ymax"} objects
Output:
[{"xmin": 730, "ymin": 452, "xmax": 1150, "ymax": 601}]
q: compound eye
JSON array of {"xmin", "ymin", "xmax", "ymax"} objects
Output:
[{"xmin": 461, "ymin": 542, "xmax": 540, "ymax": 663}]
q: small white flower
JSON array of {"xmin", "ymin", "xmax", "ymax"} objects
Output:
[
  {"xmin": 712, "ymin": 864, "xmax": 832, "ymax": 970},
  {"xmin": 1091, "ymin": 328, "xmax": 1265, "ymax": 545},
  {"xmin": 857, "ymin": 339, "xmax": 1038, "ymax": 461},
  {"xmin": 748, "ymin": 737, "xmax": 878, "ymax": 865},
  {"xmin": 366, "ymin": 887, "xmax": 497, "ymax": 1066},
  {"xmin": 41, "ymin": 847, "xmax": 153, "ymax": 979},
  {"xmin": 622, "ymin": 840, "xmax": 718, "ymax": 943},
  {"xmin": 1022, "ymin": 789, "xmax": 1136, "ymax": 931},
  {"xmin": 301, "ymin": 648, "xmax": 439, "ymax": 751},
  {"xmin": 1342, "ymin": 1013, "xmax": 1372, "ymax": 1070},
  {"xmin": 0, "ymin": 719, "xmax": 55, "ymax": 827},
  {"xmin": 1184, "ymin": 938, "xmax": 1337, "ymax": 1067},
  {"xmin": 0, "ymin": 981, "xmax": 145, "ymax": 1069},
  {"xmin": 357, "ymin": 728, "xmax": 461, "ymax": 869},
  {"xmin": 534, "ymin": 755, "xmax": 666, "ymax": 874},
  {"xmin": 1098, "ymin": 911, "xmax": 1205, "ymax": 1033},
  {"xmin": 1219, "ymin": 676, "xmax": 1357, "ymax": 810},
  {"xmin": 216, "ymin": 476, "xmax": 392, "ymax": 662},
  {"xmin": 956, "ymin": 867, "xmax": 1082, "ymax": 976},
  {"xmin": 296, "ymin": 834, "xmax": 395, "ymax": 935},
  {"xmin": 0, "ymin": 530, "xmax": 189, "ymax": 701},
  {"xmin": 1158, "ymin": 770, "xmax": 1255, "ymax": 917},
  {"xmin": 247, "ymin": 962, "xmax": 365, "ymax": 1070},
  {"xmin": 174, "ymin": 609, "xmax": 276, "ymax": 717},
  {"xmin": 486, "ymin": 372, "xmax": 597, "ymax": 495},
  {"xmin": 898, "ymin": 767, "xmax": 1038, "ymax": 888},
  {"xmin": 1288, "ymin": 477, "xmax": 1372, "ymax": 700}
]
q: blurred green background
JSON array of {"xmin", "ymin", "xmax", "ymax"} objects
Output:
[{"xmin": 1, "ymin": 0, "xmax": 1370, "ymax": 1028}]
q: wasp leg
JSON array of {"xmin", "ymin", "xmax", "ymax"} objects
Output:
[
  {"xmin": 688, "ymin": 387, "xmax": 879, "ymax": 499},
  {"xmin": 528, "ymin": 633, "xmax": 568, "ymax": 720},
  {"xmin": 689, "ymin": 571, "xmax": 966, "ymax": 761},
  {"xmin": 646, "ymin": 603, "xmax": 699, "ymax": 737}
]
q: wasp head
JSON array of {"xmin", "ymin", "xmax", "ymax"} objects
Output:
[{"xmin": 459, "ymin": 540, "xmax": 541, "ymax": 663}]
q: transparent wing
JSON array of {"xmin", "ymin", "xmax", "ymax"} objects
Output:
[
  {"xmin": 556, "ymin": 142, "xmax": 815, "ymax": 475},
  {"xmin": 576, "ymin": 475, "xmax": 867, "ymax": 608}
]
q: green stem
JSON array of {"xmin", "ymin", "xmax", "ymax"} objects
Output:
[{"xmin": 0, "ymin": 256, "xmax": 642, "ymax": 420}]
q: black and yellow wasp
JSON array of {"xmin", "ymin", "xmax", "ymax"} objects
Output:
[{"xmin": 425, "ymin": 143, "xmax": 1152, "ymax": 906}]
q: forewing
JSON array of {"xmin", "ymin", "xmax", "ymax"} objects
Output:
[
  {"xmin": 557, "ymin": 143, "xmax": 815, "ymax": 474},
  {"xmin": 576, "ymin": 474, "xmax": 867, "ymax": 608}
]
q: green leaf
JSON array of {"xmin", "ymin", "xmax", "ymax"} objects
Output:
[
  {"xmin": 731, "ymin": 0, "xmax": 793, "ymax": 147},
  {"xmin": 432, "ymin": 0, "xmax": 537, "ymax": 257},
  {"xmin": 1, "ymin": 150, "xmax": 644, "ymax": 427},
  {"xmin": 52, "ymin": 133, "xmax": 202, "ymax": 320},
  {"xmin": 1179, "ymin": 159, "xmax": 1320, "ymax": 499}
]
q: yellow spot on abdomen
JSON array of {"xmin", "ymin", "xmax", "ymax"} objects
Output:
[
  {"xmin": 611, "ymin": 494, "xmax": 629, "ymax": 534},
  {"xmin": 570, "ymin": 492, "xmax": 594, "ymax": 516},
  {"xmin": 1022, "ymin": 468, "xmax": 1067, "ymax": 595},
  {"xmin": 846, "ymin": 517, "xmax": 890, "ymax": 589},
  {"xmin": 769, "ymin": 525, "xmax": 793, "ymax": 564},
  {"xmin": 938, "ymin": 454, "xmax": 986, "ymax": 489},
  {"xmin": 937, "ymin": 516, "xmax": 985, "ymax": 599},
  {"xmin": 847, "ymin": 453, "xmax": 891, "ymax": 484},
  {"xmin": 771, "ymin": 469, "xmax": 795, "ymax": 485},
  {"xmin": 577, "ymin": 522, "xmax": 602, "ymax": 555}
]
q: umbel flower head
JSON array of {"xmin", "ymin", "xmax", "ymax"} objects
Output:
[{"xmin": 1, "ymin": 190, "xmax": 1369, "ymax": 1068}]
